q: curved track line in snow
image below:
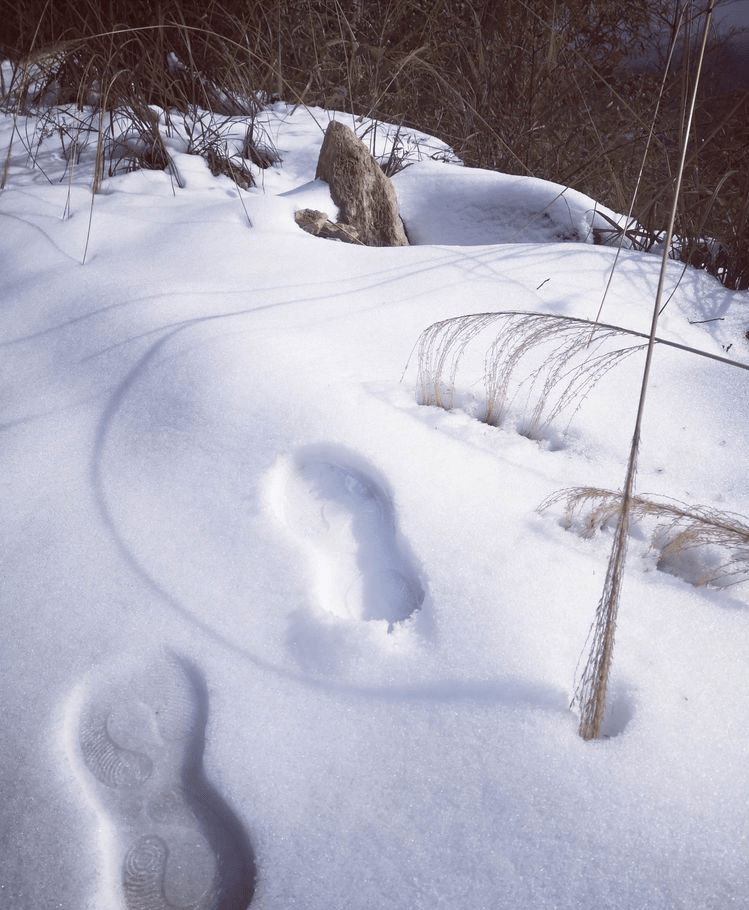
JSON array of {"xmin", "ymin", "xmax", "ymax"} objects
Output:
[
  {"xmin": 89, "ymin": 318, "xmax": 563, "ymax": 709},
  {"xmin": 70, "ymin": 650, "xmax": 255, "ymax": 910}
]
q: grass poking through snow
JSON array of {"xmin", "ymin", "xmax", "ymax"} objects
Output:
[
  {"xmin": 541, "ymin": 487, "xmax": 749, "ymax": 590},
  {"xmin": 413, "ymin": 310, "xmax": 747, "ymax": 441}
]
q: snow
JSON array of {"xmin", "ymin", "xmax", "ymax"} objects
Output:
[
  {"xmin": 1, "ymin": 99, "xmax": 749, "ymax": 910},
  {"xmin": 392, "ymin": 160, "xmax": 614, "ymax": 245}
]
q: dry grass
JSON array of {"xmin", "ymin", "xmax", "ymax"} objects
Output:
[
  {"xmin": 0, "ymin": 13, "xmax": 282, "ymax": 195},
  {"xmin": 413, "ymin": 310, "xmax": 747, "ymax": 441},
  {"xmin": 541, "ymin": 487, "xmax": 749, "ymax": 589},
  {"xmin": 415, "ymin": 312, "xmax": 646, "ymax": 436},
  {"xmin": 565, "ymin": 1, "xmax": 724, "ymax": 740},
  {"xmin": 412, "ymin": 298, "xmax": 748, "ymax": 740}
]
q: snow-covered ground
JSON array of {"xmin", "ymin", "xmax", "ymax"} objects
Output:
[{"xmin": 2, "ymin": 100, "xmax": 748, "ymax": 910}]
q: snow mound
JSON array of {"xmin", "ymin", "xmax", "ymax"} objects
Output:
[{"xmin": 393, "ymin": 159, "xmax": 610, "ymax": 246}]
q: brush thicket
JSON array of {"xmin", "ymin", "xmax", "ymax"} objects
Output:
[{"xmin": 2, "ymin": 0, "xmax": 746, "ymax": 286}]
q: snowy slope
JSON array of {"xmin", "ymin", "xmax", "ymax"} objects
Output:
[{"xmin": 1, "ymin": 101, "xmax": 748, "ymax": 910}]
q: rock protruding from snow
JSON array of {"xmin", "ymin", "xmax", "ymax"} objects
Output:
[
  {"xmin": 294, "ymin": 208, "xmax": 362, "ymax": 244},
  {"xmin": 313, "ymin": 121, "xmax": 409, "ymax": 247}
]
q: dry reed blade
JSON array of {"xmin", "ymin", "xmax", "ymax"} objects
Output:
[{"xmin": 573, "ymin": 0, "xmax": 715, "ymax": 741}]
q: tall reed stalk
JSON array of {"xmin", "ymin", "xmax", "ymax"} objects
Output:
[{"xmin": 574, "ymin": 0, "xmax": 715, "ymax": 741}]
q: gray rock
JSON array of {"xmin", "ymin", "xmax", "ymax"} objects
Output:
[
  {"xmin": 313, "ymin": 121, "xmax": 409, "ymax": 247},
  {"xmin": 294, "ymin": 208, "xmax": 362, "ymax": 244}
]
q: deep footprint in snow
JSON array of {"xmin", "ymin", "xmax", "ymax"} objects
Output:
[
  {"xmin": 275, "ymin": 446, "xmax": 424, "ymax": 627},
  {"xmin": 73, "ymin": 651, "xmax": 255, "ymax": 910}
]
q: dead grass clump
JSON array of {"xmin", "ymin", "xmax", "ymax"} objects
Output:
[
  {"xmin": 415, "ymin": 311, "xmax": 672, "ymax": 439},
  {"xmin": 0, "ymin": 11, "xmax": 281, "ymax": 191},
  {"xmin": 413, "ymin": 310, "xmax": 749, "ymax": 440},
  {"xmin": 541, "ymin": 487, "xmax": 749, "ymax": 589}
]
